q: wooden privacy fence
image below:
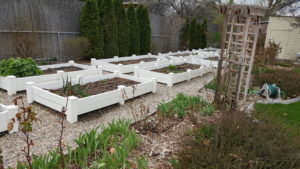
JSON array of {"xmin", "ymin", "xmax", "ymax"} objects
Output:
[{"xmin": 0, "ymin": 0, "xmax": 183, "ymax": 61}]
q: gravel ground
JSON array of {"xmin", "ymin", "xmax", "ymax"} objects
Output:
[{"xmin": 0, "ymin": 73, "xmax": 214, "ymax": 168}]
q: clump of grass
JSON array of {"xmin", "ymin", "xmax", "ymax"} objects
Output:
[
  {"xmin": 165, "ymin": 65, "xmax": 184, "ymax": 74},
  {"xmin": 172, "ymin": 112, "xmax": 300, "ymax": 169},
  {"xmin": 61, "ymin": 77, "xmax": 90, "ymax": 98},
  {"xmin": 204, "ymin": 79, "xmax": 217, "ymax": 91},
  {"xmin": 157, "ymin": 93, "xmax": 214, "ymax": 119},
  {"xmin": 274, "ymin": 62, "xmax": 293, "ymax": 67},
  {"xmin": 16, "ymin": 119, "xmax": 142, "ymax": 169},
  {"xmin": 252, "ymin": 66, "xmax": 273, "ymax": 75}
]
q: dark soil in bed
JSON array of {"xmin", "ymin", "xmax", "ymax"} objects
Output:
[
  {"xmin": 50, "ymin": 77, "xmax": 140, "ymax": 98},
  {"xmin": 43, "ymin": 66, "xmax": 83, "ymax": 74},
  {"xmin": 153, "ymin": 63, "xmax": 200, "ymax": 74},
  {"xmin": 205, "ymin": 57, "xmax": 219, "ymax": 61},
  {"xmin": 171, "ymin": 53, "xmax": 191, "ymax": 57},
  {"xmin": 110, "ymin": 58, "xmax": 157, "ymax": 65}
]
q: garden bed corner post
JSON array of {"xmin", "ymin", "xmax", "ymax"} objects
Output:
[
  {"xmin": 187, "ymin": 69, "xmax": 192, "ymax": 81},
  {"xmin": 7, "ymin": 105, "xmax": 19, "ymax": 133},
  {"xmin": 91, "ymin": 58, "xmax": 97, "ymax": 67},
  {"xmin": 66, "ymin": 96, "xmax": 79, "ymax": 123},
  {"xmin": 118, "ymin": 85, "xmax": 126, "ymax": 105},
  {"xmin": 26, "ymin": 81, "xmax": 35, "ymax": 103},
  {"xmin": 168, "ymin": 73, "xmax": 174, "ymax": 87},
  {"xmin": 7, "ymin": 75, "xmax": 17, "ymax": 95},
  {"xmin": 152, "ymin": 77, "xmax": 157, "ymax": 93},
  {"xmin": 134, "ymin": 66, "xmax": 139, "ymax": 77}
]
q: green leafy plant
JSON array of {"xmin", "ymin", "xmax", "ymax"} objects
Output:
[
  {"xmin": 173, "ymin": 112, "xmax": 300, "ymax": 169},
  {"xmin": 136, "ymin": 156, "xmax": 149, "ymax": 169},
  {"xmin": 16, "ymin": 119, "xmax": 139, "ymax": 169},
  {"xmin": 163, "ymin": 65, "xmax": 183, "ymax": 74},
  {"xmin": 0, "ymin": 57, "xmax": 42, "ymax": 77},
  {"xmin": 158, "ymin": 93, "xmax": 214, "ymax": 119},
  {"xmin": 167, "ymin": 65, "xmax": 178, "ymax": 72}
]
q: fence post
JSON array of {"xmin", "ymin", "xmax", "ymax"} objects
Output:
[{"xmin": 57, "ymin": 32, "xmax": 63, "ymax": 61}]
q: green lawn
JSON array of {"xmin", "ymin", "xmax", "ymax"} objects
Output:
[{"xmin": 255, "ymin": 101, "xmax": 300, "ymax": 128}]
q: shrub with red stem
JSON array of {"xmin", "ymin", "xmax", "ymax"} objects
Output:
[{"xmin": 12, "ymin": 96, "xmax": 37, "ymax": 169}]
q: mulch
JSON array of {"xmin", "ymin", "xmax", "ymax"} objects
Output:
[
  {"xmin": 205, "ymin": 57, "xmax": 219, "ymax": 61},
  {"xmin": 110, "ymin": 58, "xmax": 157, "ymax": 65},
  {"xmin": 153, "ymin": 63, "xmax": 200, "ymax": 74},
  {"xmin": 42, "ymin": 66, "xmax": 83, "ymax": 74},
  {"xmin": 50, "ymin": 77, "xmax": 140, "ymax": 98},
  {"xmin": 171, "ymin": 53, "xmax": 191, "ymax": 57}
]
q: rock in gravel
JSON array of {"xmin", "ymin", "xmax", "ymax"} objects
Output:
[{"xmin": 152, "ymin": 149, "xmax": 161, "ymax": 156}]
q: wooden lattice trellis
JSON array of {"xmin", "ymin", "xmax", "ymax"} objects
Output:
[{"xmin": 215, "ymin": 5, "xmax": 267, "ymax": 110}]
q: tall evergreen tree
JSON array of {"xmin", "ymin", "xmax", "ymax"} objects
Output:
[
  {"xmin": 189, "ymin": 19, "xmax": 198, "ymax": 50},
  {"xmin": 180, "ymin": 18, "xmax": 191, "ymax": 50},
  {"xmin": 196, "ymin": 23, "xmax": 203, "ymax": 49},
  {"xmin": 137, "ymin": 5, "xmax": 151, "ymax": 55},
  {"xmin": 80, "ymin": 0, "xmax": 103, "ymax": 59},
  {"xmin": 114, "ymin": 0, "xmax": 130, "ymax": 57},
  {"xmin": 201, "ymin": 19, "xmax": 208, "ymax": 49},
  {"xmin": 127, "ymin": 4, "xmax": 140, "ymax": 55},
  {"xmin": 101, "ymin": 0, "xmax": 119, "ymax": 58}
]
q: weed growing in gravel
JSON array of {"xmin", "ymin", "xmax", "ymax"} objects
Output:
[
  {"xmin": 136, "ymin": 156, "xmax": 149, "ymax": 169},
  {"xmin": 157, "ymin": 93, "xmax": 214, "ymax": 119},
  {"xmin": 16, "ymin": 119, "xmax": 142, "ymax": 169},
  {"xmin": 204, "ymin": 79, "xmax": 217, "ymax": 91}
]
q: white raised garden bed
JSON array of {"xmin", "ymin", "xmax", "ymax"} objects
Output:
[
  {"xmin": 26, "ymin": 72, "xmax": 157, "ymax": 123},
  {"xmin": 91, "ymin": 54, "xmax": 169, "ymax": 73},
  {"xmin": 0, "ymin": 61, "xmax": 102, "ymax": 95},
  {"xmin": 191, "ymin": 57, "xmax": 220, "ymax": 68},
  {"xmin": 134, "ymin": 61, "xmax": 212, "ymax": 87},
  {"xmin": 0, "ymin": 104, "xmax": 18, "ymax": 133},
  {"xmin": 166, "ymin": 49, "xmax": 221, "ymax": 67}
]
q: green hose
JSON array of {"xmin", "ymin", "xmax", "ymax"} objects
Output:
[{"xmin": 268, "ymin": 84, "xmax": 279, "ymax": 99}]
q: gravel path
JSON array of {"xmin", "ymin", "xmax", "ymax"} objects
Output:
[{"xmin": 0, "ymin": 73, "xmax": 214, "ymax": 168}]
